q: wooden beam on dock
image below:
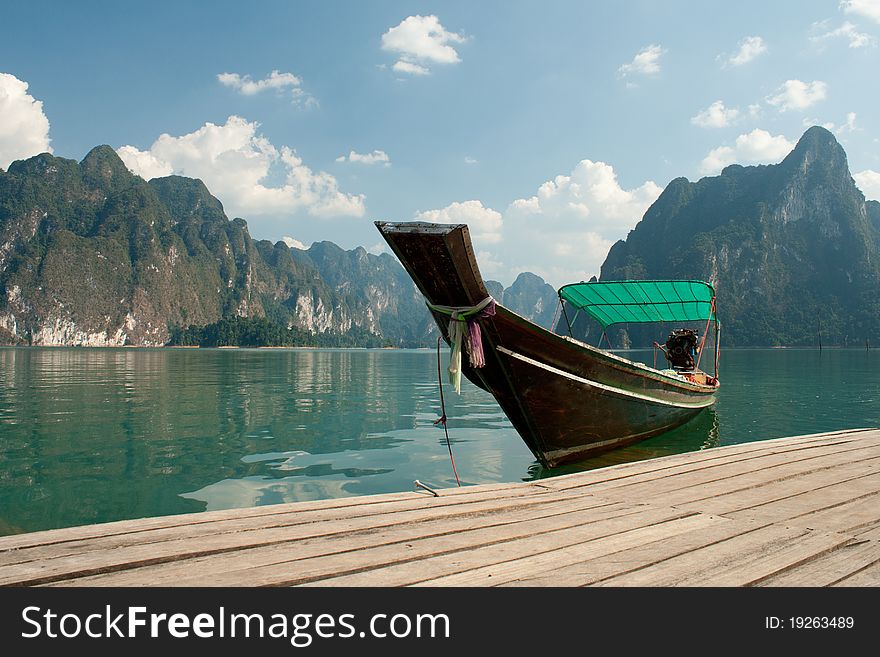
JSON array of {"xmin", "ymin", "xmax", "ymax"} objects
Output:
[{"xmin": 0, "ymin": 428, "xmax": 877, "ymax": 587}]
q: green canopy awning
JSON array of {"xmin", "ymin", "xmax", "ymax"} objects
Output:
[{"xmin": 558, "ymin": 280, "xmax": 716, "ymax": 329}]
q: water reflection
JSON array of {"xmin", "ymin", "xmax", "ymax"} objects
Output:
[{"xmin": 1, "ymin": 347, "xmax": 878, "ymax": 535}]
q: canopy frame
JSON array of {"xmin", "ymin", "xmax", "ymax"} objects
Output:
[{"xmin": 555, "ymin": 279, "xmax": 720, "ymax": 379}]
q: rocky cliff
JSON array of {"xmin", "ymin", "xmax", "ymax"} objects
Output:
[
  {"xmin": 600, "ymin": 127, "xmax": 880, "ymax": 346},
  {"xmin": 0, "ymin": 146, "xmax": 555, "ymax": 346}
]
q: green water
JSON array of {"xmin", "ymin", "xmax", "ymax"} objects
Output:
[{"xmin": 0, "ymin": 347, "xmax": 877, "ymax": 536}]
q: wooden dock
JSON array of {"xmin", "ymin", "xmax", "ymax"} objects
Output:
[{"xmin": 1, "ymin": 428, "xmax": 878, "ymax": 587}]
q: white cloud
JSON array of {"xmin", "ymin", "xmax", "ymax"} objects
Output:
[
  {"xmin": 811, "ymin": 21, "xmax": 875, "ymax": 48},
  {"xmin": 618, "ymin": 44, "xmax": 665, "ymax": 77},
  {"xmin": 691, "ymin": 100, "xmax": 739, "ymax": 128},
  {"xmin": 503, "ymin": 160, "xmax": 662, "ymax": 286},
  {"xmin": 803, "ymin": 111, "xmax": 858, "ymax": 134},
  {"xmin": 414, "ymin": 200, "xmax": 503, "ymax": 245},
  {"xmin": 381, "ymin": 15, "xmax": 467, "ymax": 75},
  {"xmin": 392, "ymin": 60, "xmax": 430, "ymax": 76},
  {"xmin": 475, "ymin": 250, "xmax": 504, "ymax": 279},
  {"xmin": 464, "ymin": 157, "xmax": 478, "ymax": 165},
  {"xmin": 766, "ymin": 80, "xmax": 827, "ymax": 112},
  {"xmin": 281, "ymin": 235, "xmax": 308, "ymax": 250},
  {"xmin": 842, "ymin": 0, "xmax": 880, "ymax": 23},
  {"xmin": 724, "ymin": 36, "xmax": 767, "ymax": 67},
  {"xmin": 413, "ymin": 160, "xmax": 662, "ymax": 287},
  {"xmin": 117, "ymin": 115, "xmax": 364, "ymax": 220},
  {"xmin": 839, "ymin": 111, "xmax": 858, "ymax": 133},
  {"xmin": 336, "ymin": 150, "xmax": 391, "ymax": 166},
  {"xmin": 0, "ymin": 73, "xmax": 52, "ymax": 169},
  {"xmin": 854, "ymin": 170, "xmax": 880, "ymax": 199},
  {"xmin": 217, "ymin": 70, "xmax": 317, "ymax": 108},
  {"xmin": 508, "ymin": 160, "xmax": 662, "ymax": 234},
  {"xmin": 116, "ymin": 145, "xmax": 173, "ymax": 180},
  {"xmin": 700, "ymin": 129, "xmax": 795, "ymax": 175}
]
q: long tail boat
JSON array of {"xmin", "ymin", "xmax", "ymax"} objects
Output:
[{"xmin": 375, "ymin": 221, "xmax": 720, "ymax": 467}]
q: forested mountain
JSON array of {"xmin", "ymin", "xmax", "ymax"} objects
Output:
[
  {"xmin": 0, "ymin": 146, "xmax": 554, "ymax": 346},
  {"xmin": 600, "ymin": 127, "xmax": 880, "ymax": 346}
]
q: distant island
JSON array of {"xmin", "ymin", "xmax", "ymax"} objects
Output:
[{"xmin": 1, "ymin": 126, "xmax": 878, "ymax": 348}]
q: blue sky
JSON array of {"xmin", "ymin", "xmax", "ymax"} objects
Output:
[{"xmin": 2, "ymin": 0, "xmax": 880, "ymax": 287}]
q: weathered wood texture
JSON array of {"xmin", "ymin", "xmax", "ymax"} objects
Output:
[{"xmin": 0, "ymin": 429, "xmax": 877, "ymax": 587}]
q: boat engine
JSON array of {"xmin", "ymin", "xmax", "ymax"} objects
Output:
[{"xmin": 664, "ymin": 329, "xmax": 698, "ymax": 371}]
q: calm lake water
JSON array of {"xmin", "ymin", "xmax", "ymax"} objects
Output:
[{"xmin": 0, "ymin": 346, "xmax": 877, "ymax": 536}]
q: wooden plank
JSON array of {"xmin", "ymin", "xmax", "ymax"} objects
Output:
[
  {"xmin": 50, "ymin": 502, "xmax": 690, "ymax": 587},
  {"xmin": 777, "ymin": 492, "xmax": 880, "ymax": 534},
  {"xmin": 0, "ymin": 481, "xmax": 532, "ymax": 553},
  {"xmin": 0, "ymin": 484, "xmax": 560, "ymax": 567},
  {"xmin": 500, "ymin": 516, "xmax": 770, "ymax": 587},
  {"xmin": 722, "ymin": 474, "xmax": 880, "ymax": 529},
  {"xmin": 5, "ymin": 493, "xmax": 619, "ymax": 586},
  {"xmin": 587, "ymin": 443, "xmax": 878, "ymax": 504},
  {"xmin": 0, "ymin": 428, "xmax": 870, "ymax": 588},
  {"xmin": 543, "ymin": 440, "xmax": 874, "ymax": 510},
  {"xmin": 594, "ymin": 524, "xmax": 843, "ymax": 586},
  {"xmin": 759, "ymin": 540, "xmax": 880, "ymax": 586},
  {"xmin": 676, "ymin": 465, "xmax": 880, "ymax": 517},
  {"xmin": 832, "ymin": 557, "xmax": 880, "ymax": 586},
  {"xmin": 409, "ymin": 514, "xmax": 724, "ymax": 587},
  {"xmin": 541, "ymin": 431, "xmax": 875, "ymax": 495},
  {"xmin": 593, "ymin": 447, "xmax": 879, "ymax": 513},
  {"xmin": 303, "ymin": 512, "xmax": 722, "ymax": 587},
  {"xmin": 852, "ymin": 524, "xmax": 880, "ymax": 541},
  {"xmin": 676, "ymin": 531, "xmax": 854, "ymax": 586}
]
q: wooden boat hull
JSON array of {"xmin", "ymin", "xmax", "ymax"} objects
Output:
[{"xmin": 376, "ymin": 221, "xmax": 718, "ymax": 467}]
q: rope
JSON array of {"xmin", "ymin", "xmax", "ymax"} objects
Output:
[
  {"xmin": 426, "ymin": 296, "xmax": 495, "ymax": 393},
  {"xmin": 434, "ymin": 336, "xmax": 461, "ymax": 486}
]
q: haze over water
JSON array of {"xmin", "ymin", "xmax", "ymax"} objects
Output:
[{"xmin": 0, "ymin": 347, "xmax": 877, "ymax": 535}]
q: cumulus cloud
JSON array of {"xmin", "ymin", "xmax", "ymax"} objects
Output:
[
  {"xmin": 507, "ymin": 160, "xmax": 661, "ymax": 285},
  {"xmin": 217, "ymin": 70, "xmax": 317, "ymax": 108},
  {"xmin": 811, "ymin": 20, "xmax": 875, "ymax": 48},
  {"xmin": 281, "ymin": 235, "xmax": 308, "ymax": 250},
  {"xmin": 0, "ymin": 72, "xmax": 52, "ymax": 169},
  {"xmin": 700, "ymin": 129, "xmax": 795, "ymax": 175},
  {"xmin": 766, "ymin": 80, "xmax": 828, "ymax": 112},
  {"xmin": 475, "ymin": 250, "xmax": 504, "ymax": 279},
  {"xmin": 381, "ymin": 15, "xmax": 467, "ymax": 75},
  {"xmin": 854, "ymin": 169, "xmax": 880, "ymax": 199},
  {"xmin": 414, "ymin": 200, "xmax": 503, "ymax": 245},
  {"xmin": 691, "ymin": 100, "xmax": 739, "ymax": 128},
  {"xmin": 842, "ymin": 0, "xmax": 880, "ymax": 23},
  {"xmin": 117, "ymin": 115, "xmax": 364, "ymax": 220},
  {"xmin": 413, "ymin": 160, "xmax": 662, "ymax": 287},
  {"xmin": 803, "ymin": 111, "xmax": 858, "ymax": 135},
  {"xmin": 723, "ymin": 36, "xmax": 767, "ymax": 67},
  {"xmin": 115, "ymin": 145, "xmax": 173, "ymax": 180},
  {"xmin": 336, "ymin": 150, "xmax": 390, "ymax": 166},
  {"xmin": 509, "ymin": 160, "xmax": 662, "ymax": 233},
  {"xmin": 618, "ymin": 44, "xmax": 665, "ymax": 77}
]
